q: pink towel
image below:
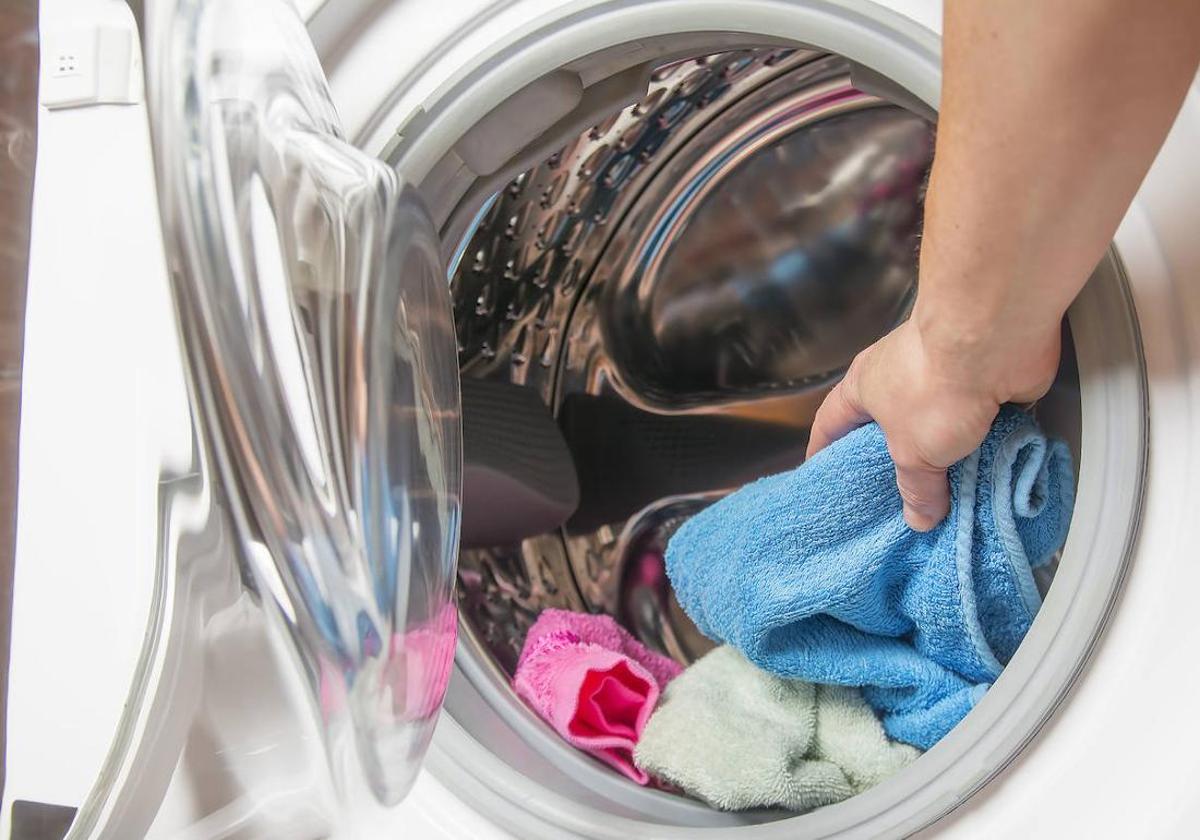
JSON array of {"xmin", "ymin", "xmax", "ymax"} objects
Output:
[
  {"xmin": 386, "ymin": 604, "xmax": 458, "ymax": 721},
  {"xmin": 513, "ymin": 609, "xmax": 683, "ymax": 783},
  {"xmin": 318, "ymin": 605, "xmax": 458, "ymax": 723}
]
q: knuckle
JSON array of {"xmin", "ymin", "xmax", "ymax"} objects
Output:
[
  {"xmin": 840, "ymin": 364, "xmax": 864, "ymax": 403},
  {"xmin": 838, "ymin": 379, "xmax": 861, "ymax": 406},
  {"xmin": 897, "ymin": 483, "xmax": 938, "ymax": 510},
  {"xmin": 895, "ymin": 470, "xmax": 947, "ymax": 512},
  {"xmin": 825, "ymin": 390, "xmax": 851, "ymax": 420}
]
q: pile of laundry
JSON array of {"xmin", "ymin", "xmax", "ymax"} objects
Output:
[{"xmin": 513, "ymin": 406, "xmax": 1074, "ymax": 812}]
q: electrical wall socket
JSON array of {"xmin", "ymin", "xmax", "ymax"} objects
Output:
[
  {"xmin": 41, "ymin": 24, "xmax": 140, "ymax": 109},
  {"xmin": 51, "ymin": 50, "xmax": 80, "ymax": 78}
]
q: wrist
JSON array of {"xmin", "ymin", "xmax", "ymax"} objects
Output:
[
  {"xmin": 912, "ymin": 260, "xmax": 1066, "ymax": 356},
  {"xmin": 911, "ymin": 293, "xmax": 1009, "ymax": 372},
  {"xmin": 910, "ymin": 294, "xmax": 1062, "ymax": 405}
]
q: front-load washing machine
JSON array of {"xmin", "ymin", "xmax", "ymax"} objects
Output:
[{"xmin": 5, "ymin": 0, "xmax": 1200, "ymax": 837}]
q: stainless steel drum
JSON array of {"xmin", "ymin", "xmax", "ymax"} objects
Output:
[
  {"xmin": 450, "ymin": 47, "xmax": 944, "ymax": 677},
  {"xmin": 449, "ymin": 39, "xmax": 1082, "ymax": 716}
]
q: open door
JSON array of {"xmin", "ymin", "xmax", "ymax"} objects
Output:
[{"xmin": 86, "ymin": 0, "xmax": 462, "ymax": 835}]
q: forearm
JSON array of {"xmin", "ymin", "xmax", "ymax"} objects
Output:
[
  {"xmin": 810, "ymin": 2, "xmax": 1198, "ymax": 528},
  {"xmin": 916, "ymin": 0, "xmax": 1200, "ymax": 373}
]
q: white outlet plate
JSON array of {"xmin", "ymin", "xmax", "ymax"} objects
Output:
[{"xmin": 41, "ymin": 23, "xmax": 141, "ymax": 109}]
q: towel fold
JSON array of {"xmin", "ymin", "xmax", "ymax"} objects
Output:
[
  {"xmin": 513, "ymin": 609, "xmax": 683, "ymax": 783},
  {"xmin": 666, "ymin": 406, "xmax": 1073, "ymax": 749},
  {"xmin": 634, "ymin": 646, "xmax": 919, "ymax": 811}
]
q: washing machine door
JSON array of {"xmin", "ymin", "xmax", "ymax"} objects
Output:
[{"xmin": 134, "ymin": 0, "xmax": 460, "ymax": 832}]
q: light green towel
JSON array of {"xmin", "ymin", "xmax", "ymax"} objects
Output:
[{"xmin": 633, "ymin": 646, "xmax": 920, "ymax": 812}]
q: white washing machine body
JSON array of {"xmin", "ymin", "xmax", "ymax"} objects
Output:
[{"xmin": 6, "ymin": 0, "xmax": 1200, "ymax": 838}]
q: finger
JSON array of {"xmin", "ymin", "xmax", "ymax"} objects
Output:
[
  {"xmin": 807, "ymin": 380, "xmax": 871, "ymax": 459},
  {"xmin": 894, "ymin": 462, "xmax": 951, "ymax": 531}
]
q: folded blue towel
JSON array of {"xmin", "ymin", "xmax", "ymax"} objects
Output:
[{"xmin": 666, "ymin": 406, "xmax": 1074, "ymax": 750}]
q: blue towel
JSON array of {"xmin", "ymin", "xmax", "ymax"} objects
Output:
[{"xmin": 666, "ymin": 406, "xmax": 1074, "ymax": 750}]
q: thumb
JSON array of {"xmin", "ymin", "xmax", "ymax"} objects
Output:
[
  {"xmin": 894, "ymin": 460, "xmax": 951, "ymax": 531},
  {"xmin": 807, "ymin": 380, "xmax": 870, "ymax": 459}
]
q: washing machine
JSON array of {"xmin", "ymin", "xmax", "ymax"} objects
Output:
[{"xmin": 5, "ymin": 0, "xmax": 1200, "ymax": 837}]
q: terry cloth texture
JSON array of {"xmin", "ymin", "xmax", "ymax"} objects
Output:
[
  {"xmin": 666, "ymin": 406, "xmax": 1074, "ymax": 749},
  {"xmin": 634, "ymin": 646, "xmax": 919, "ymax": 811},
  {"xmin": 513, "ymin": 609, "xmax": 683, "ymax": 783}
]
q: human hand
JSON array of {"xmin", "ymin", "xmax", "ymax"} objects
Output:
[
  {"xmin": 802, "ymin": 0, "xmax": 1200, "ymax": 533},
  {"xmin": 805, "ymin": 312, "xmax": 1061, "ymax": 531}
]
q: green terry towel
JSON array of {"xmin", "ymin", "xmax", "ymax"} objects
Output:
[{"xmin": 633, "ymin": 646, "xmax": 920, "ymax": 812}]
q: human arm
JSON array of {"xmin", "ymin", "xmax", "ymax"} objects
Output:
[{"xmin": 807, "ymin": 0, "xmax": 1200, "ymax": 530}]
